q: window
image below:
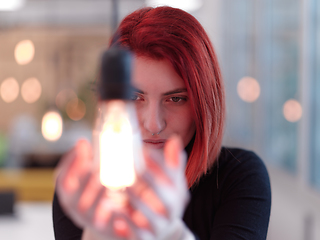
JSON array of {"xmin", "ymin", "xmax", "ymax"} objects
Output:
[
  {"xmin": 311, "ymin": 0, "xmax": 320, "ymax": 189},
  {"xmin": 221, "ymin": 0, "xmax": 300, "ymax": 173}
]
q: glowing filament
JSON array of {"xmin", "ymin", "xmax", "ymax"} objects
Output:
[{"xmin": 99, "ymin": 113, "xmax": 135, "ymax": 190}]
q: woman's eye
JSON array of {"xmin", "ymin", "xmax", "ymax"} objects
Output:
[
  {"xmin": 131, "ymin": 94, "xmax": 143, "ymax": 101},
  {"xmin": 131, "ymin": 95, "xmax": 137, "ymax": 101},
  {"xmin": 169, "ymin": 96, "xmax": 187, "ymax": 103},
  {"xmin": 131, "ymin": 94, "xmax": 141, "ymax": 101}
]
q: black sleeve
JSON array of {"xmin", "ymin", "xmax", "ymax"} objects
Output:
[
  {"xmin": 210, "ymin": 149, "xmax": 271, "ymax": 240},
  {"xmin": 52, "ymin": 191, "xmax": 83, "ymax": 240}
]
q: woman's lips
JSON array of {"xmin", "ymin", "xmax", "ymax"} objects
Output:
[{"xmin": 143, "ymin": 139, "xmax": 166, "ymax": 149}]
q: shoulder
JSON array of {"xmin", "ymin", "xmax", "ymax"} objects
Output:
[
  {"xmin": 211, "ymin": 148, "xmax": 271, "ymax": 239},
  {"xmin": 195, "ymin": 147, "xmax": 271, "ymax": 195},
  {"xmin": 216, "ymin": 147, "xmax": 270, "ymax": 189},
  {"xmin": 185, "ymin": 148, "xmax": 271, "ymax": 239},
  {"xmin": 218, "ymin": 147, "xmax": 267, "ymax": 170}
]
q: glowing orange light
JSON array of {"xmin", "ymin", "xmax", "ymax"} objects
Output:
[
  {"xmin": 66, "ymin": 98, "xmax": 86, "ymax": 121},
  {"xmin": 14, "ymin": 40, "xmax": 35, "ymax": 65},
  {"xmin": 0, "ymin": 77, "xmax": 19, "ymax": 103},
  {"xmin": 41, "ymin": 111, "xmax": 63, "ymax": 141},
  {"xmin": 237, "ymin": 77, "xmax": 261, "ymax": 103},
  {"xmin": 21, "ymin": 77, "xmax": 42, "ymax": 103},
  {"xmin": 283, "ymin": 99, "xmax": 302, "ymax": 122},
  {"xmin": 99, "ymin": 101, "xmax": 136, "ymax": 190},
  {"xmin": 0, "ymin": 0, "xmax": 25, "ymax": 11},
  {"xmin": 55, "ymin": 89, "xmax": 77, "ymax": 110}
]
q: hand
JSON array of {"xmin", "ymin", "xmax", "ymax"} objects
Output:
[{"xmin": 55, "ymin": 136, "xmax": 194, "ymax": 240}]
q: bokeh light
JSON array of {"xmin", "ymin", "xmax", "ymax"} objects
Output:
[
  {"xmin": 14, "ymin": 40, "xmax": 35, "ymax": 65},
  {"xmin": 283, "ymin": 99, "xmax": 302, "ymax": 122},
  {"xmin": 55, "ymin": 89, "xmax": 77, "ymax": 110},
  {"xmin": 66, "ymin": 98, "xmax": 86, "ymax": 121},
  {"xmin": 0, "ymin": 77, "xmax": 19, "ymax": 103},
  {"xmin": 21, "ymin": 77, "xmax": 42, "ymax": 103},
  {"xmin": 237, "ymin": 76, "xmax": 261, "ymax": 103},
  {"xmin": 0, "ymin": 0, "xmax": 25, "ymax": 11},
  {"xmin": 41, "ymin": 111, "xmax": 63, "ymax": 141}
]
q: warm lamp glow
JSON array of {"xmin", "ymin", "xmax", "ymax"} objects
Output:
[
  {"xmin": 14, "ymin": 40, "xmax": 35, "ymax": 65},
  {"xmin": 55, "ymin": 89, "xmax": 77, "ymax": 110},
  {"xmin": 237, "ymin": 77, "xmax": 261, "ymax": 103},
  {"xmin": 146, "ymin": 0, "xmax": 203, "ymax": 12},
  {"xmin": 0, "ymin": 77, "xmax": 19, "ymax": 103},
  {"xmin": 283, "ymin": 99, "xmax": 302, "ymax": 122},
  {"xmin": 0, "ymin": 0, "xmax": 25, "ymax": 11},
  {"xmin": 66, "ymin": 98, "xmax": 86, "ymax": 121},
  {"xmin": 42, "ymin": 111, "xmax": 63, "ymax": 141},
  {"xmin": 99, "ymin": 101, "xmax": 136, "ymax": 190},
  {"xmin": 21, "ymin": 78, "xmax": 42, "ymax": 103}
]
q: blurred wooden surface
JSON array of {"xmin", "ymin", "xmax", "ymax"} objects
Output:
[{"xmin": 0, "ymin": 168, "xmax": 55, "ymax": 201}]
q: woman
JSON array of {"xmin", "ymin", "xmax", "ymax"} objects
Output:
[{"xmin": 53, "ymin": 6, "xmax": 271, "ymax": 240}]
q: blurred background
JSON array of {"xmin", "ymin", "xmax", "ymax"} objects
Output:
[{"xmin": 0, "ymin": 0, "xmax": 319, "ymax": 239}]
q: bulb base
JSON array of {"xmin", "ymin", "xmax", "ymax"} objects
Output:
[{"xmin": 99, "ymin": 46, "xmax": 133, "ymax": 100}]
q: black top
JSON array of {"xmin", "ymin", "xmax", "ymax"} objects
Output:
[{"xmin": 53, "ymin": 147, "xmax": 271, "ymax": 240}]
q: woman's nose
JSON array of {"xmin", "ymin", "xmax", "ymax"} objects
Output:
[{"xmin": 142, "ymin": 103, "xmax": 166, "ymax": 135}]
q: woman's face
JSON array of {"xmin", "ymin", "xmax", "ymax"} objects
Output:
[{"xmin": 132, "ymin": 56, "xmax": 196, "ymax": 152}]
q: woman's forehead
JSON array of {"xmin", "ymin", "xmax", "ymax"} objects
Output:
[{"xmin": 131, "ymin": 56, "xmax": 186, "ymax": 93}]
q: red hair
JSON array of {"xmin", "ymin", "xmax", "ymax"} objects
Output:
[{"xmin": 111, "ymin": 7, "xmax": 225, "ymax": 188}]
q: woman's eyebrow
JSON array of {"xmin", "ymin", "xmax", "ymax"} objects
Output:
[
  {"xmin": 163, "ymin": 88, "xmax": 188, "ymax": 96},
  {"xmin": 132, "ymin": 87, "xmax": 187, "ymax": 96},
  {"xmin": 132, "ymin": 87, "xmax": 144, "ymax": 94}
]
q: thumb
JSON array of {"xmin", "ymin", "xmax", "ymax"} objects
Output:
[{"xmin": 57, "ymin": 138, "xmax": 92, "ymax": 193}]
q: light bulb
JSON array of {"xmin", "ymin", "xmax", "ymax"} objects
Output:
[
  {"xmin": 96, "ymin": 100, "xmax": 144, "ymax": 190},
  {"xmin": 94, "ymin": 46, "xmax": 145, "ymax": 196}
]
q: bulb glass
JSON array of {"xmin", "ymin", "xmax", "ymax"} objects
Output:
[{"xmin": 97, "ymin": 100, "xmax": 143, "ymax": 191}]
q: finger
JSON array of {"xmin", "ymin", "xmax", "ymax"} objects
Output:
[
  {"xmin": 140, "ymin": 171, "xmax": 174, "ymax": 217},
  {"xmin": 136, "ymin": 172, "xmax": 168, "ymax": 216},
  {"xmin": 116, "ymin": 211, "xmax": 154, "ymax": 240},
  {"xmin": 72, "ymin": 171, "xmax": 92, "ymax": 203},
  {"xmin": 164, "ymin": 135, "xmax": 183, "ymax": 169},
  {"xmin": 56, "ymin": 149, "xmax": 79, "ymax": 193},
  {"xmin": 127, "ymin": 187, "xmax": 167, "ymax": 236},
  {"xmin": 61, "ymin": 171, "xmax": 92, "ymax": 222},
  {"xmin": 77, "ymin": 173, "xmax": 101, "ymax": 211},
  {"xmin": 94, "ymin": 197, "xmax": 113, "ymax": 231},
  {"xmin": 98, "ymin": 211, "xmax": 130, "ymax": 239},
  {"xmin": 131, "ymin": 210, "xmax": 149, "ymax": 229},
  {"xmin": 57, "ymin": 139, "xmax": 92, "ymax": 193},
  {"xmin": 143, "ymin": 149, "xmax": 173, "ymax": 186},
  {"xmin": 112, "ymin": 213, "xmax": 131, "ymax": 238},
  {"xmin": 141, "ymin": 171, "xmax": 189, "ymax": 220},
  {"xmin": 84, "ymin": 185, "xmax": 106, "ymax": 221},
  {"xmin": 144, "ymin": 140, "xmax": 187, "ymax": 187}
]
